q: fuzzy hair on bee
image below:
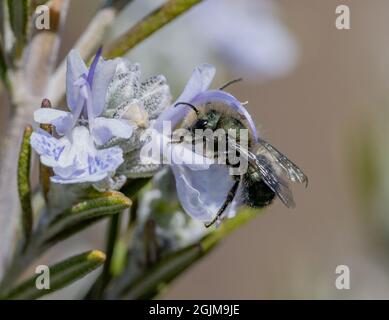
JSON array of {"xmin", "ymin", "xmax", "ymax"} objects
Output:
[{"xmin": 182, "ymin": 100, "xmax": 258, "ymax": 145}]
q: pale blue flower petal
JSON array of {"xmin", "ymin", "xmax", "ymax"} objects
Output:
[
  {"xmin": 172, "ymin": 164, "xmax": 236, "ymax": 222},
  {"xmin": 58, "ymin": 126, "xmax": 94, "ymax": 165},
  {"xmin": 51, "ymin": 171, "xmax": 106, "ymax": 184},
  {"xmin": 176, "ymin": 63, "xmax": 215, "ymax": 102},
  {"xmin": 34, "ymin": 108, "xmax": 74, "ymax": 136},
  {"xmin": 91, "ymin": 57, "xmax": 121, "ymax": 117},
  {"xmin": 92, "ymin": 117, "xmax": 134, "ymax": 146},
  {"xmin": 66, "ymin": 50, "xmax": 88, "ymax": 112},
  {"xmin": 139, "ymin": 129, "xmax": 213, "ymax": 170},
  {"xmin": 51, "ymin": 158, "xmax": 79, "ymax": 180},
  {"xmin": 169, "ymin": 140, "xmax": 214, "ymax": 170},
  {"xmin": 192, "ymin": 90, "xmax": 259, "ymax": 141},
  {"xmin": 154, "ymin": 64, "xmax": 215, "ymax": 131}
]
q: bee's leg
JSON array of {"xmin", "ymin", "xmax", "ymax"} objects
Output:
[{"xmin": 205, "ymin": 176, "xmax": 241, "ymax": 228}]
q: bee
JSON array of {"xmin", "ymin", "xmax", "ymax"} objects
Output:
[{"xmin": 174, "ymin": 79, "xmax": 308, "ymax": 227}]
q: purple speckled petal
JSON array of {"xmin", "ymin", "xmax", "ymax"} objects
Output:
[
  {"xmin": 93, "ymin": 146, "xmax": 124, "ymax": 173},
  {"xmin": 192, "ymin": 90, "xmax": 259, "ymax": 142},
  {"xmin": 52, "ymin": 146, "xmax": 124, "ymax": 184},
  {"xmin": 30, "ymin": 130, "xmax": 68, "ymax": 168}
]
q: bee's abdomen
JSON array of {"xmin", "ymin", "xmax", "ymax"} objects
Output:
[{"xmin": 241, "ymin": 174, "xmax": 275, "ymax": 208}]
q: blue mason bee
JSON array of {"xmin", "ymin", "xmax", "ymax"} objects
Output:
[{"xmin": 174, "ymin": 79, "xmax": 308, "ymax": 227}]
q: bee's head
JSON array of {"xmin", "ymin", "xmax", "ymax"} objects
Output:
[
  {"xmin": 174, "ymin": 102, "xmax": 220, "ymax": 131},
  {"xmin": 192, "ymin": 110, "xmax": 220, "ymax": 131}
]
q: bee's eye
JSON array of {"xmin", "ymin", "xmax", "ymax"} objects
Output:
[{"xmin": 194, "ymin": 119, "xmax": 208, "ymax": 130}]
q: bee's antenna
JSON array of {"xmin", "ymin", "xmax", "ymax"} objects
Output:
[
  {"xmin": 219, "ymin": 78, "xmax": 243, "ymax": 91},
  {"xmin": 174, "ymin": 102, "xmax": 200, "ymax": 116}
]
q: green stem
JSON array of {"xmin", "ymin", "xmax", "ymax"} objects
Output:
[
  {"xmin": 84, "ymin": 178, "xmax": 149, "ymax": 299},
  {"xmin": 121, "ymin": 209, "xmax": 261, "ymax": 299},
  {"xmin": 103, "ymin": 214, "xmax": 122, "ymax": 283},
  {"xmin": 85, "ymin": 213, "xmax": 122, "ymax": 299},
  {"xmin": 104, "ymin": 0, "xmax": 204, "ymax": 58}
]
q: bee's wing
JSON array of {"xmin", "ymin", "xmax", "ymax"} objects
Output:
[
  {"xmin": 250, "ymin": 151, "xmax": 296, "ymax": 208},
  {"xmin": 256, "ymin": 138, "xmax": 308, "ymax": 187},
  {"xmin": 228, "ymin": 139, "xmax": 296, "ymax": 208}
]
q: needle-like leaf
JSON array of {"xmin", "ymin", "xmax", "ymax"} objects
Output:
[
  {"xmin": 17, "ymin": 125, "xmax": 33, "ymax": 243},
  {"xmin": 85, "ymin": 179, "xmax": 149, "ymax": 299},
  {"xmin": 1, "ymin": 250, "xmax": 106, "ymax": 300},
  {"xmin": 43, "ymin": 192, "xmax": 131, "ymax": 245},
  {"xmin": 38, "ymin": 99, "xmax": 53, "ymax": 202}
]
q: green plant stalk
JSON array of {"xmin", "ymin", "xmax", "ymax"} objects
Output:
[
  {"xmin": 85, "ymin": 179, "xmax": 150, "ymax": 299},
  {"xmin": 17, "ymin": 125, "xmax": 33, "ymax": 244},
  {"xmin": 121, "ymin": 209, "xmax": 260, "ymax": 299},
  {"xmin": 104, "ymin": 0, "xmax": 204, "ymax": 59},
  {"xmin": 102, "ymin": 213, "xmax": 122, "ymax": 283},
  {"xmin": 121, "ymin": 178, "xmax": 151, "ymax": 199},
  {"xmin": 1, "ymin": 250, "xmax": 106, "ymax": 300},
  {"xmin": 85, "ymin": 213, "xmax": 122, "ymax": 299}
]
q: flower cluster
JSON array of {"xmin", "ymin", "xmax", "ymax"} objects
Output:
[
  {"xmin": 31, "ymin": 49, "xmax": 171, "ymax": 188},
  {"xmin": 30, "ymin": 50, "xmax": 257, "ymax": 224}
]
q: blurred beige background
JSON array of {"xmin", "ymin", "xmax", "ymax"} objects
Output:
[
  {"xmin": 5, "ymin": 0, "xmax": 389, "ymax": 299},
  {"xmin": 162, "ymin": 0, "xmax": 389, "ymax": 299}
]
